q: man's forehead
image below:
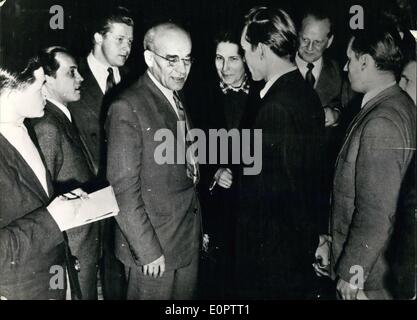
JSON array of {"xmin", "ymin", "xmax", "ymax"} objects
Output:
[
  {"xmin": 301, "ymin": 17, "xmax": 331, "ymax": 36},
  {"xmin": 56, "ymin": 52, "xmax": 77, "ymax": 69},
  {"xmin": 155, "ymin": 30, "xmax": 191, "ymax": 54},
  {"xmin": 108, "ymin": 22, "xmax": 133, "ymax": 36}
]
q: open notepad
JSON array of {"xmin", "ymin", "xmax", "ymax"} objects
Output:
[{"xmin": 65, "ymin": 186, "xmax": 119, "ymax": 230}]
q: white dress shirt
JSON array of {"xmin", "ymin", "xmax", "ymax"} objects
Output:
[
  {"xmin": 47, "ymin": 98, "xmax": 72, "ymax": 122},
  {"xmin": 147, "ymin": 71, "xmax": 181, "ymax": 119},
  {"xmin": 0, "ymin": 123, "xmax": 49, "ymax": 196},
  {"xmin": 87, "ymin": 52, "xmax": 121, "ymax": 94},
  {"xmin": 260, "ymin": 66, "xmax": 298, "ymax": 99},
  {"xmin": 295, "ymin": 53, "xmax": 323, "ymax": 87}
]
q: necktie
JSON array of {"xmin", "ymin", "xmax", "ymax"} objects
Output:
[
  {"xmin": 306, "ymin": 62, "xmax": 315, "ymax": 87},
  {"xmin": 173, "ymin": 92, "xmax": 199, "ymax": 184},
  {"xmin": 106, "ymin": 67, "xmax": 116, "ymax": 93}
]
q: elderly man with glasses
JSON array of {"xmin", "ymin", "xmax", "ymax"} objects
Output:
[{"xmin": 106, "ymin": 22, "xmax": 201, "ymax": 300}]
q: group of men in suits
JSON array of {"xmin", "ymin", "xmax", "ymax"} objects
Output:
[{"xmin": 0, "ymin": 4, "xmax": 415, "ymax": 300}]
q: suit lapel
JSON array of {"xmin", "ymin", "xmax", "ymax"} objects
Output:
[
  {"xmin": 316, "ymin": 58, "xmax": 332, "ymax": 94},
  {"xmin": 78, "ymin": 59, "xmax": 104, "ymax": 120},
  {"xmin": 45, "ymin": 101, "xmax": 78, "ymax": 144},
  {"xmin": 336, "ymin": 85, "xmax": 400, "ymax": 165},
  {"xmin": 0, "ymin": 132, "xmax": 51, "ymax": 203},
  {"xmin": 143, "ymin": 73, "xmax": 181, "ymax": 138}
]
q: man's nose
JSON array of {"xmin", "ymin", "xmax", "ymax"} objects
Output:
[
  {"xmin": 76, "ymin": 71, "xmax": 84, "ymax": 82},
  {"xmin": 307, "ymin": 41, "xmax": 314, "ymax": 51},
  {"xmin": 176, "ymin": 60, "xmax": 187, "ymax": 74},
  {"xmin": 343, "ymin": 61, "xmax": 348, "ymax": 72},
  {"xmin": 121, "ymin": 40, "xmax": 132, "ymax": 52}
]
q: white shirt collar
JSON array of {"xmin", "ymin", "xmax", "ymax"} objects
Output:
[
  {"xmin": 295, "ymin": 53, "xmax": 323, "ymax": 86},
  {"xmin": 47, "ymin": 98, "xmax": 72, "ymax": 122},
  {"xmin": 260, "ymin": 66, "xmax": 298, "ymax": 99},
  {"xmin": 0, "ymin": 123, "xmax": 49, "ymax": 196},
  {"xmin": 147, "ymin": 70, "xmax": 180, "ymax": 118},
  {"xmin": 361, "ymin": 82, "xmax": 397, "ymax": 108},
  {"xmin": 87, "ymin": 52, "xmax": 121, "ymax": 94}
]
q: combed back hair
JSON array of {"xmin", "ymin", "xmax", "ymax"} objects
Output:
[
  {"xmin": 93, "ymin": 6, "xmax": 134, "ymax": 36},
  {"xmin": 39, "ymin": 46, "xmax": 71, "ymax": 78},
  {"xmin": 351, "ymin": 24, "xmax": 404, "ymax": 76},
  {"xmin": 244, "ymin": 6, "xmax": 298, "ymax": 62},
  {"xmin": 0, "ymin": 57, "xmax": 42, "ymax": 96},
  {"xmin": 143, "ymin": 22, "xmax": 189, "ymax": 52},
  {"xmin": 0, "ymin": 69, "xmax": 18, "ymax": 96},
  {"xmin": 214, "ymin": 26, "xmax": 245, "ymax": 57},
  {"xmin": 301, "ymin": 9, "xmax": 334, "ymax": 37}
]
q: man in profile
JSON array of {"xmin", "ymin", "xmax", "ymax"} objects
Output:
[
  {"xmin": 31, "ymin": 47, "xmax": 99, "ymax": 299},
  {"xmin": 237, "ymin": 6, "xmax": 325, "ymax": 299},
  {"xmin": 323, "ymin": 26, "xmax": 415, "ymax": 300}
]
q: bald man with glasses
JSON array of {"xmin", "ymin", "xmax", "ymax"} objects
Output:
[{"xmin": 106, "ymin": 22, "xmax": 201, "ymax": 300}]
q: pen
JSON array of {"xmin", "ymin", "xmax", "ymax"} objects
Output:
[
  {"xmin": 209, "ymin": 178, "xmax": 217, "ymax": 192},
  {"xmin": 62, "ymin": 191, "xmax": 82, "ymax": 200}
]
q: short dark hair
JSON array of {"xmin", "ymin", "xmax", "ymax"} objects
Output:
[
  {"xmin": 214, "ymin": 25, "xmax": 245, "ymax": 57},
  {"xmin": 93, "ymin": 6, "xmax": 134, "ymax": 36},
  {"xmin": 244, "ymin": 6, "xmax": 297, "ymax": 62},
  {"xmin": 39, "ymin": 46, "xmax": 72, "ymax": 78},
  {"xmin": 0, "ymin": 57, "xmax": 43, "ymax": 96},
  {"xmin": 301, "ymin": 9, "xmax": 334, "ymax": 37},
  {"xmin": 350, "ymin": 24, "xmax": 404, "ymax": 76}
]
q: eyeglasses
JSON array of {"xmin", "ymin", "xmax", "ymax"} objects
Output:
[{"xmin": 149, "ymin": 50, "xmax": 194, "ymax": 67}]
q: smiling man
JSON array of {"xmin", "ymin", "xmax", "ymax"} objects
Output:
[
  {"xmin": 106, "ymin": 22, "xmax": 201, "ymax": 300},
  {"xmin": 30, "ymin": 46, "xmax": 99, "ymax": 299}
]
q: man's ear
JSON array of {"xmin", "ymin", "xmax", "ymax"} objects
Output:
[
  {"xmin": 326, "ymin": 34, "xmax": 334, "ymax": 49},
  {"xmin": 259, "ymin": 43, "xmax": 266, "ymax": 60},
  {"xmin": 143, "ymin": 50, "xmax": 154, "ymax": 68},
  {"xmin": 359, "ymin": 54, "xmax": 370, "ymax": 71},
  {"xmin": 93, "ymin": 32, "xmax": 103, "ymax": 46}
]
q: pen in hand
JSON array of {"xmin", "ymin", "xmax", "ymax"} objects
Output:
[{"xmin": 209, "ymin": 178, "xmax": 217, "ymax": 193}]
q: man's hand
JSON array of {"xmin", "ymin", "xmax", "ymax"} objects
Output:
[
  {"xmin": 142, "ymin": 255, "xmax": 165, "ymax": 278},
  {"xmin": 324, "ymin": 107, "xmax": 341, "ymax": 127},
  {"xmin": 312, "ymin": 234, "xmax": 332, "ymax": 277},
  {"xmin": 214, "ymin": 168, "xmax": 232, "ymax": 189},
  {"xmin": 47, "ymin": 195, "xmax": 83, "ymax": 231},
  {"xmin": 336, "ymin": 278, "xmax": 359, "ymax": 300}
]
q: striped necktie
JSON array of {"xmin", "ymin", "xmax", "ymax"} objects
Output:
[{"xmin": 173, "ymin": 91, "xmax": 199, "ymax": 184}]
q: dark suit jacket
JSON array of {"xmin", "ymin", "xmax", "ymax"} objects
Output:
[
  {"xmin": 315, "ymin": 56, "xmax": 343, "ymax": 110},
  {"xmin": 106, "ymin": 72, "xmax": 201, "ymax": 272},
  {"xmin": 68, "ymin": 58, "xmax": 130, "ymax": 178},
  {"xmin": 0, "ymin": 131, "xmax": 65, "ymax": 300},
  {"xmin": 331, "ymin": 85, "xmax": 416, "ymax": 292},
  {"xmin": 235, "ymin": 70, "xmax": 325, "ymax": 298},
  {"xmin": 30, "ymin": 101, "xmax": 100, "ymax": 265}
]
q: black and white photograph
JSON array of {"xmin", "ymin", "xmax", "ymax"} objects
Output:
[{"xmin": 0, "ymin": 0, "xmax": 415, "ymax": 310}]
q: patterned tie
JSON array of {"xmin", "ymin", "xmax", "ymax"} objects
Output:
[
  {"xmin": 173, "ymin": 91, "xmax": 200, "ymax": 184},
  {"xmin": 106, "ymin": 67, "xmax": 116, "ymax": 93},
  {"xmin": 306, "ymin": 62, "xmax": 316, "ymax": 87}
]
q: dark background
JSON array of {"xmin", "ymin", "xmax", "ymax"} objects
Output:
[{"xmin": 1, "ymin": 0, "xmax": 416, "ymax": 81}]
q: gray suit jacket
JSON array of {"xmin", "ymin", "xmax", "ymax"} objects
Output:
[
  {"xmin": 0, "ymin": 131, "xmax": 65, "ymax": 299},
  {"xmin": 30, "ymin": 101, "xmax": 100, "ymax": 264},
  {"xmin": 106, "ymin": 72, "xmax": 201, "ymax": 271},
  {"xmin": 331, "ymin": 85, "xmax": 416, "ymax": 292}
]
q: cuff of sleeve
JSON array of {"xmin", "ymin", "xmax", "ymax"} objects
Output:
[{"xmin": 36, "ymin": 208, "xmax": 65, "ymax": 253}]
